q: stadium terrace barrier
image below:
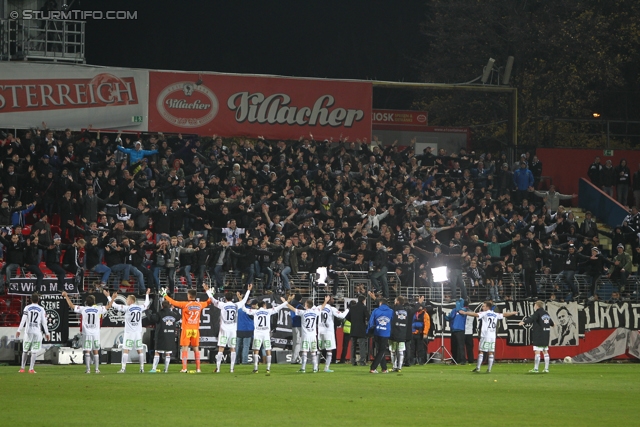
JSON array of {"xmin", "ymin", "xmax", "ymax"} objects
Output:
[{"xmin": 579, "ymin": 178, "xmax": 628, "ymax": 228}]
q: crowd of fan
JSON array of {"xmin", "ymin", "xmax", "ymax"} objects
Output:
[{"xmin": 0, "ymin": 126, "xmax": 637, "ymax": 303}]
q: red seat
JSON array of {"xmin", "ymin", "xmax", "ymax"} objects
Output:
[{"xmin": 22, "ymin": 225, "xmax": 31, "ymax": 236}]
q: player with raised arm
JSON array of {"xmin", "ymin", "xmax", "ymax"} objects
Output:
[
  {"xmin": 318, "ymin": 295, "xmax": 349, "ymax": 373},
  {"xmin": 146, "ymin": 300, "xmax": 181, "ymax": 373},
  {"xmin": 281, "ymin": 295, "xmax": 330, "ymax": 373},
  {"xmin": 241, "ymin": 298, "xmax": 288, "ymax": 375},
  {"xmin": 459, "ymin": 301, "xmax": 518, "ymax": 373},
  {"xmin": 162, "ymin": 284, "xmax": 212, "ymax": 373},
  {"xmin": 206, "ymin": 283, "xmax": 252, "ymax": 373},
  {"xmin": 62, "ymin": 290, "xmax": 115, "ymax": 374},
  {"xmin": 111, "ymin": 288, "xmax": 151, "ymax": 373},
  {"xmin": 16, "ymin": 293, "xmax": 50, "ymax": 373},
  {"xmin": 519, "ymin": 300, "xmax": 555, "ymax": 373}
]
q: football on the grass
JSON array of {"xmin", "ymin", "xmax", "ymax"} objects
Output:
[{"xmin": 564, "ymin": 356, "xmax": 573, "ymax": 364}]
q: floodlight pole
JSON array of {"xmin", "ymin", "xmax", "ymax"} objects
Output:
[{"xmin": 426, "ymin": 280, "xmax": 457, "ymax": 365}]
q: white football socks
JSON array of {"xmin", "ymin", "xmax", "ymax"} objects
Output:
[
  {"xmin": 487, "ymin": 354, "xmax": 494, "ymax": 371},
  {"xmin": 85, "ymin": 353, "xmax": 91, "ymax": 371},
  {"xmin": 93, "ymin": 354, "xmax": 100, "ymax": 371},
  {"xmin": 301, "ymin": 352, "xmax": 308, "ymax": 370},
  {"xmin": 267, "ymin": 355, "xmax": 272, "ymax": 370},
  {"xmin": 121, "ymin": 353, "xmax": 129, "ymax": 370},
  {"xmin": 325, "ymin": 353, "xmax": 332, "ymax": 370},
  {"xmin": 544, "ymin": 354, "xmax": 550, "ymax": 370},
  {"xmin": 21, "ymin": 352, "xmax": 28, "ymax": 369},
  {"xmin": 534, "ymin": 354, "xmax": 541, "ymax": 370},
  {"xmin": 230, "ymin": 352, "xmax": 236, "ymax": 371},
  {"xmin": 476, "ymin": 353, "xmax": 484, "ymax": 370},
  {"xmin": 153, "ymin": 355, "xmax": 160, "ymax": 370}
]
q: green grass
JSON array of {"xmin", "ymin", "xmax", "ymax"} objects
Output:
[{"xmin": 1, "ymin": 361, "xmax": 638, "ymax": 426}]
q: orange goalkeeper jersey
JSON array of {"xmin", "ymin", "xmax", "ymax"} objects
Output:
[{"xmin": 164, "ymin": 296, "xmax": 211, "ymax": 330}]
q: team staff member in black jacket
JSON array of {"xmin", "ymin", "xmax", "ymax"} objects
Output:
[
  {"xmin": 346, "ymin": 295, "xmax": 369, "ymax": 366},
  {"xmin": 519, "ymin": 300, "xmax": 554, "ymax": 373},
  {"xmin": 146, "ymin": 300, "xmax": 181, "ymax": 373},
  {"xmin": 388, "ymin": 295, "xmax": 409, "ymax": 372}
]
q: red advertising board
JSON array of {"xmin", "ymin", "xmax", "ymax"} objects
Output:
[
  {"xmin": 149, "ymin": 71, "xmax": 372, "ymax": 141},
  {"xmin": 372, "ymin": 109, "xmax": 428, "ymax": 127}
]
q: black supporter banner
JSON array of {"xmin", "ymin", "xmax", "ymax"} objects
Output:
[
  {"xmin": 584, "ymin": 301, "xmax": 640, "ymax": 330},
  {"xmin": 8, "ymin": 277, "xmax": 78, "ymax": 296},
  {"xmin": 40, "ymin": 294, "xmax": 69, "ymax": 344}
]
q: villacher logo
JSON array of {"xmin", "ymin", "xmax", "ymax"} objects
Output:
[{"xmin": 156, "ymin": 81, "xmax": 219, "ymax": 128}]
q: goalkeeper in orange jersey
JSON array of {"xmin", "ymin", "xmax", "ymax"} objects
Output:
[{"xmin": 162, "ymin": 284, "xmax": 212, "ymax": 373}]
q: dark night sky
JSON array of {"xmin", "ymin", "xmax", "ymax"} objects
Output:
[{"xmin": 82, "ymin": 0, "xmax": 427, "ymax": 107}]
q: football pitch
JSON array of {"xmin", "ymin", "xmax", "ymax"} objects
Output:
[{"xmin": 1, "ymin": 362, "xmax": 638, "ymax": 426}]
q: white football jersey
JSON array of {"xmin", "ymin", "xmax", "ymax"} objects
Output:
[
  {"xmin": 319, "ymin": 305, "xmax": 349, "ymax": 333},
  {"xmin": 19, "ymin": 303, "xmax": 49, "ymax": 336},
  {"xmin": 112, "ymin": 296, "xmax": 150, "ymax": 334},
  {"xmin": 243, "ymin": 302, "xmax": 288, "ymax": 332},
  {"xmin": 295, "ymin": 307, "xmax": 321, "ymax": 337},
  {"xmin": 478, "ymin": 310, "xmax": 504, "ymax": 341},
  {"xmin": 208, "ymin": 290, "xmax": 250, "ymax": 332},
  {"xmin": 75, "ymin": 305, "xmax": 108, "ymax": 335}
]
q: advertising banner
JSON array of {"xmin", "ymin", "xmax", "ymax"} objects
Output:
[
  {"xmin": 372, "ymin": 109, "xmax": 428, "ymax": 127},
  {"xmin": 8, "ymin": 277, "xmax": 78, "ymax": 296},
  {"xmin": 149, "ymin": 71, "xmax": 371, "ymax": 141},
  {"xmin": 0, "ymin": 63, "xmax": 149, "ymax": 131}
]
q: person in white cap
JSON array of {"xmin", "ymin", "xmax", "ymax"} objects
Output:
[{"xmin": 116, "ymin": 139, "xmax": 158, "ymax": 166}]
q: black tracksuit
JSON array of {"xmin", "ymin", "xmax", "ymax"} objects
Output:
[{"xmin": 522, "ymin": 307, "xmax": 554, "ymax": 347}]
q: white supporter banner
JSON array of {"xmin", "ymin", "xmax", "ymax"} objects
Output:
[
  {"xmin": 627, "ymin": 330, "xmax": 640, "ymax": 360},
  {"xmin": 572, "ymin": 328, "xmax": 629, "ymax": 363},
  {"xmin": 547, "ymin": 301, "xmax": 580, "ymax": 347},
  {"xmin": 0, "ymin": 62, "xmax": 149, "ymax": 131}
]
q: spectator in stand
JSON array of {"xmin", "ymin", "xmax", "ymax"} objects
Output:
[
  {"xmin": 85, "ymin": 235, "xmax": 111, "ymax": 289},
  {"xmin": 633, "ymin": 164, "xmax": 640, "ymax": 208},
  {"xmin": 39, "ymin": 234, "xmax": 70, "ymax": 291},
  {"xmin": 530, "ymin": 155, "xmax": 543, "ymax": 189},
  {"xmin": 530, "ymin": 185, "xmax": 577, "ymax": 213},
  {"xmin": 579, "ymin": 211, "xmax": 598, "ymax": 239},
  {"xmin": 513, "ymin": 161, "xmax": 534, "ymax": 203},
  {"xmin": 616, "ymin": 159, "xmax": 631, "ymax": 206},
  {"xmin": 600, "ymin": 160, "xmax": 616, "ymax": 198},
  {"xmin": 117, "ymin": 139, "xmax": 159, "ymax": 166},
  {"xmin": 609, "ymin": 243, "xmax": 632, "ymax": 297},
  {"xmin": 0, "ymin": 229, "xmax": 26, "ymax": 291},
  {"xmin": 588, "ymin": 156, "xmax": 603, "ymax": 189},
  {"xmin": 103, "ymin": 237, "xmax": 133, "ymax": 291}
]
